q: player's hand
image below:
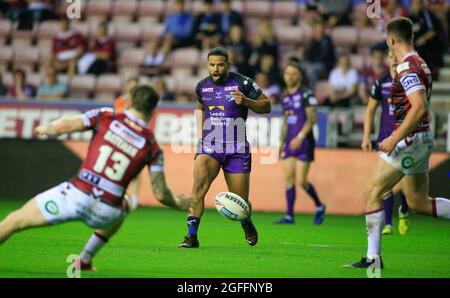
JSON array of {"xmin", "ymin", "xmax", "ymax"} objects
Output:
[
  {"xmin": 33, "ymin": 125, "xmax": 48, "ymax": 137},
  {"xmin": 232, "ymin": 91, "xmax": 248, "ymax": 106},
  {"xmin": 361, "ymin": 138, "xmax": 372, "ymax": 151},
  {"xmin": 289, "ymin": 138, "xmax": 302, "ymax": 151},
  {"xmin": 379, "ymin": 135, "xmax": 398, "ymax": 154}
]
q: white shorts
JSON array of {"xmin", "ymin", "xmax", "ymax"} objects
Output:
[
  {"xmin": 35, "ymin": 182, "xmax": 126, "ymax": 229},
  {"xmin": 380, "ymin": 131, "xmax": 434, "ymax": 176}
]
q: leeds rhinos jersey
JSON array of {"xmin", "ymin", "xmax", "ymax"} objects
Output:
[{"xmin": 195, "ymin": 72, "xmax": 262, "ymax": 151}]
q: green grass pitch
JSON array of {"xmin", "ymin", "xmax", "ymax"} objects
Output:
[{"xmin": 0, "ymin": 199, "xmax": 449, "ymax": 278}]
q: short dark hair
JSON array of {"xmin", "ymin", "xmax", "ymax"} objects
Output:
[
  {"xmin": 14, "ymin": 68, "xmax": 26, "ymax": 78},
  {"xmin": 386, "ymin": 17, "xmax": 414, "ymax": 44},
  {"xmin": 207, "ymin": 47, "xmax": 229, "ymax": 63},
  {"xmin": 130, "ymin": 85, "xmax": 159, "ymax": 115},
  {"xmin": 284, "ymin": 62, "xmax": 303, "ymax": 76}
]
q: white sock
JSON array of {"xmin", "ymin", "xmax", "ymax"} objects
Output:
[
  {"xmin": 144, "ymin": 55, "xmax": 155, "ymax": 66},
  {"xmin": 130, "ymin": 194, "xmax": 139, "ymax": 210},
  {"xmin": 434, "ymin": 197, "xmax": 450, "ymax": 219},
  {"xmin": 79, "ymin": 233, "xmax": 108, "ymax": 263},
  {"xmin": 154, "ymin": 53, "xmax": 165, "ymax": 65},
  {"xmin": 366, "ymin": 210, "xmax": 384, "ymax": 260}
]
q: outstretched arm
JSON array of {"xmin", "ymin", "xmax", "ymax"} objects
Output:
[{"xmin": 34, "ymin": 115, "xmax": 85, "ymax": 137}]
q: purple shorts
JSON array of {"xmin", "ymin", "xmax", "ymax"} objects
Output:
[
  {"xmin": 196, "ymin": 142, "xmax": 251, "ymax": 173},
  {"xmin": 281, "ymin": 141, "xmax": 315, "ymax": 162}
]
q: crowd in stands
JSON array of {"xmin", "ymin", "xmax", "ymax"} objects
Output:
[{"xmin": 0, "ymin": 0, "xmax": 448, "ymax": 108}]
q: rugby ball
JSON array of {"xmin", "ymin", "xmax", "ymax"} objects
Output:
[{"xmin": 214, "ymin": 192, "xmax": 250, "ymax": 221}]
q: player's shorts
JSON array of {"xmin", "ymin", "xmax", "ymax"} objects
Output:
[
  {"xmin": 35, "ymin": 182, "xmax": 127, "ymax": 229},
  {"xmin": 281, "ymin": 140, "xmax": 315, "ymax": 162},
  {"xmin": 380, "ymin": 131, "xmax": 434, "ymax": 176},
  {"xmin": 196, "ymin": 142, "xmax": 251, "ymax": 173}
]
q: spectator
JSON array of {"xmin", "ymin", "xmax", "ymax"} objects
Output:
[
  {"xmin": 409, "ymin": 0, "xmax": 446, "ymax": 80},
  {"xmin": 51, "ymin": 17, "xmax": 86, "ymax": 78},
  {"xmin": 358, "ymin": 45, "xmax": 388, "ymax": 105},
  {"xmin": 318, "ymin": 0, "xmax": 352, "ymax": 28},
  {"xmin": 7, "ymin": 68, "xmax": 35, "ymax": 99},
  {"xmin": 4, "ymin": 0, "xmax": 27, "ymax": 23},
  {"xmin": 219, "ymin": 0, "xmax": 244, "ymax": 38},
  {"xmin": 0, "ymin": 72, "xmax": 7, "ymax": 96},
  {"xmin": 193, "ymin": 0, "xmax": 222, "ymax": 50},
  {"xmin": 78, "ymin": 22, "xmax": 116, "ymax": 75},
  {"xmin": 224, "ymin": 25, "xmax": 252, "ymax": 75},
  {"xmin": 249, "ymin": 20, "xmax": 279, "ymax": 69},
  {"xmin": 154, "ymin": 77, "xmax": 175, "ymax": 101},
  {"xmin": 255, "ymin": 72, "xmax": 281, "ymax": 104},
  {"xmin": 303, "ymin": 2, "xmax": 322, "ymax": 27},
  {"xmin": 143, "ymin": 0, "xmax": 194, "ymax": 67},
  {"xmin": 114, "ymin": 77, "xmax": 139, "ymax": 112},
  {"xmin": 254, "ymin": 53, "xmax": 282, "ymax": 89},
  {"xmin": 302, "ymin": 18, "xmax": 336, "ymax": 89},
  {"xmin": 36, "ymin": 65, "xmax": 69, "ymax": 100},
  {"xmin": 26, "ymin": 0, "xmax": 56, "ymax": 23},
  {"xmin": 327, "ymin": 55, "xmax": 359, "ymax": 108}
]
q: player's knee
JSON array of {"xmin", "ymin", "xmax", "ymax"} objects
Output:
[
  {"xmin": 192, "ymin": 177, "xmax": 210, "ymax": 195},
  {"xmin": 297, "ymin": 179, "xmax": 307, "ymax": 189},
  {"xmin": 407, "ymin": 198, "xmax": 428, "ymax": 214},
  {"xmin": 365, "ymin": 184, "xmax": 384, "ymax": 203},
  {"xmin": 4, "ymin": 212, "xmax": 25, "ymax": 232}
]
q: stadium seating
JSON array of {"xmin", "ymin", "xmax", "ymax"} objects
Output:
[
  {"xmin": 314, "ymin": 81, "xmax": 333, "ymax": 104},
  {"xmin": 95, "ymin": 74, "xmax": 122, "ymax": 101},
  {"xmin": 85, "ymin": 0, "xmax": 113, "ymax": 20},
  {"xmin": 0, "ymin": 46, "xmax": 13, "ymax": 73},
  {"xmin": 112, "ymin": 0, "xmax": 138, "ymax": 23},
  {"xmin": 243, "ymin": 0, "xmax": 271, "ymax": 18},
  {"xmin": 137, "ymin": 0, "xmax": 166, "ymax": 20},
  {"xmin": 331, "ymin": 26, "xmax": 359, "ymax": 49},
  {"xmin": 68, "ymin": 74, "xmax": 97, "ymax": 99},
  {"xmin": 272, "ymin": 1, "xmax": 299, "ymax": 19}
]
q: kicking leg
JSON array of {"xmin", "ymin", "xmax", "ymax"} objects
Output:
[
  {"xmin": 223, "ymin": 172, "xmax": 258, "ymax": 246},
  {"xmin": 179, "ymin": 154, "xmax": 220, "ymax": 248},
  {"xmin": 401, "ymin": 172, "xmax": 450, "ymax": 219},
  {"xmin": 77, "ymin": 220, "xmax": 125, "ymax": 271},
  {"xmin": 275, "ymin": 157, "xmax": 296, "ymax": 224},
  {"xmin": 0, "ymin": 198, "xmax": 50, "ymax": 245},
  {"xmin": 295, "ymin": 160, "xmax": 326, "ymax": 225}
]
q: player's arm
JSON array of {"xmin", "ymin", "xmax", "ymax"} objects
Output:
[
  {"xmin": 195, "ymin": 100, "xmax": 204, "ymax": 142},
  {"xmin": 33, "ymin": 115, "xmax": 85, "ymax": 137},
  {"xmin": 289, "ymin": 106, "xmax": 316, "ymax": 151},
  {"xmin": 234, "ymin": 92, "xmax": 272, "ymax": 114},
  {"xmin": 362, "ymin": 98, "xmax": 380, "ymax": 151},
  {"xmin": 148, "ymin": 152, "xmax": 188, "ymax": 211}
]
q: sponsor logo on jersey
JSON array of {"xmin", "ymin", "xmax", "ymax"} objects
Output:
[
  {"xmin": 109, "ymin": 120, "xmax": 145, "ymax": 149},
  {"xmin": 400, "ymin": 73, "xmax": 422, "ymax": 91},
  {"xmin": 401, "ymin": 156, "xmax": 415, "ymax": 169},
  {"xmin": 45, "ymin": 200, "xmax": 60, "ymax": 216},
  {"xmin": 202, "ymin": 87, "xmax": 214, "ymax": 93},
  {"xmin": 226, "ymin": 94, "xmax": 235, "ymax": 102},
  {"xmin": 309, "ymin": 96, "xmax": 318, "ymax": 105},
  {"xmin": 208, "ymin": 105, "xmax": 225, "ymax": 111},
  {"xmin": 224, "ymin": 86, "xmax": 238, "ymax": 92}
]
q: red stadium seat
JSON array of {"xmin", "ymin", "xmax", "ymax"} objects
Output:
[
  {"xmin": 37, "ymin": 39, "xmax": 53, "ymax": 65},
  {"xmin": 0, "ymin": 19, "xmax": 12, "ymax": 42},
  {"xmin": 117, "ymin": 48, "xmax": 145, "ymax": 77},
  {"xmin": 272, "ymin": 1, "xmax": 299, "ymax": 19},
  {"xmin": 358, "ymin": 27, "xmax": 385, "ymax": 49},
  {"xmin": 137, "ymin": 0, "xmax": 166, "ymax": 19},
  {"xmin": 174, "ymin": 76, "xmax": 203, "ymax": 97},
  {"xmin": 2, "ymin": 72, "xmax": 13, "ymax": 88},
  {"xmin": 138, "ymin": 16, "xmax": 160, "ymax": 26},
  {"xmin": 113, "ymin": 23, "xmax": 142, "ymax": 50},
  {"xmin": 70, "ymin": 21, "xmax": 90, "ymax": 38},
  {"xmin": 68, "ymin": 75, "xmax": 97, "ymax": 99},
  {"xmin": 86, "ymin": 0, "xmax": 113, "ymax": 19},
  {"xmin": 274, "ymin": 24, "xmax": 302, "ymax": 47},
  {"xmin": 37, "ymin": 21, "xmax": 60, "ymax": 41},
  {"xmin": 314, "ymin": 81, "xmax": 333, "ymax": 105},
  {"xmin": 164, "ymin": 47, "xmax": 200, "ymax": 70},
  {"xmin": 243, "ymin": 0, "xmax": 272, "ymax": 18},
  {"xmin": 112, "ymin": 0, "xmax": 138, "ymax": 23},
  {"xmin": 165, "ymin": 0, "xmax": 193, "ymax": 15},
  {"xmin": 10, "ymin": 28, "xmax": 34, "ymax": 45},
  {"xmin": 26, "ymin": 72, "xmax": 43, "ymax": 88},
  {"xmin": 0, "ymin": 46, "xmax": 13, "ymax": 73},
  {"xmin": 331, "ymin": 26, "xmax": 358, "ymax": 49},
  {"xmin": 141, "ymin": 23, "xmax": 165, "ymax": 42},
  {"xmin": 95, "ymin": 74, "xmax": 122, "ymax": 102},
  {"xmin": 12, "ymin": 46, "xmax": 40, "ymax": 73}
]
